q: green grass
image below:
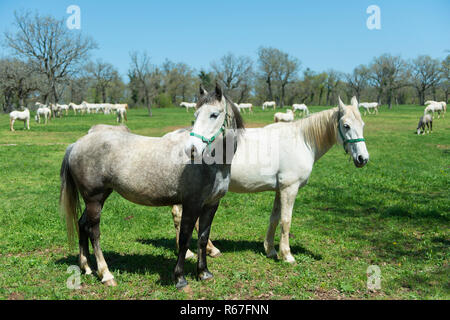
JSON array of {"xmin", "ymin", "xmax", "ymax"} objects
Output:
[{"xmin": 0, "ymin": 105, "xmax": 448, "ymax": 300}]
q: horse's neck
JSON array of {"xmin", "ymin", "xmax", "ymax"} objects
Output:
[{"xmin": 298, "ymin": 107, "xmax": 339, "ymax": 162}]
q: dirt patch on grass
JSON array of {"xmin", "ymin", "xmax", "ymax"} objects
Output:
[{"xmin": 8, "ymin": 292, "xmax": 24, "ymax": 300}]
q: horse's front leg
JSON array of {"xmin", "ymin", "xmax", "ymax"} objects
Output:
[
  {"xmin": 10, "ymin": 119, "xmax": 15, "ymax": 132},
  {"xmin": 174, "ymin": 206, "xmax": 198, "ymax": 289},
  {"xmin": 196, "ymin": 203, "xmax": 219, "ymax": 282},
  {"xmin": 278, "ymin": 182, "xmax": 300, "ymax": 263},
  {"xmin": 171, "ymin": 205, "xmax": 195, "ymax": 259}
]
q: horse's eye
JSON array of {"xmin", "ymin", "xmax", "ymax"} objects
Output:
[
  {"xmin": 343, "ymin": 124, "xmax": 350, "ymax": 129},
  {"xmin": 210, "ymin": 113, "xmax": 219, "ymax": 119}
]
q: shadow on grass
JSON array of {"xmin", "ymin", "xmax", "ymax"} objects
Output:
[
  {"xmin": 55, "ymin": 251, "xmax": 196, "ymax": 286},
  {"xmin": 137, "ymin": 237, "xmax": 323, "ymax": 261}
]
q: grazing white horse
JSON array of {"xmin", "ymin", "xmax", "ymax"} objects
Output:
[
  {"xmin": 416, "ymin": 114, "xmax": 433, "ymax": 135},
  {"xmin": 10, "ymin": 108, "xmax": 30, "ymax": 131},
  {"xmin": 238, "ymin": 103, "xmax": 253, "ymax": 113},
  {"xmin": 274, "ymin": 109, "xmax": 294, "ymax": 122},
  {"xmin": 36, "ymin": 107, "xmax": 52, "ymax": 124},
  {"xmin": 116, "ymin": 107, "xmax": 127, "ymax": 123},
  {"xmin": 424, "ymin": 102, "xmax": 444, "ymax": 119},
  {"xmin": 172, "ymin": 96, "xmax": 369, "ymax": 263},
  {"xmin": 180, "ymin": 102, "xmax": 196, "ymax": 112},
  {"xmin": 262, "ymin": 101, "xmax": 276, "ymax": 110},
  {"xmin": 292, "ymin": 104, "xmax": 309, "ymax": 117},
  {"xmin": 358, "ymin": 102, "xmax": 379, "ymax": 115}
]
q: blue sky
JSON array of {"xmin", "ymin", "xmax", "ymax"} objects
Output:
[{"xmin": 0, "ymin": 0, "xmax": 449, "ymax": 79}]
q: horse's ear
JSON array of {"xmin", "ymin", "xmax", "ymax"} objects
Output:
[
  {"xmin": 338, "ymin": 96, "xmax": 346, "ymax": 112},
  {"xmin": 215, "ymin": 83, "xmax": 223, "ymax": 102},
  {"xmin": 199, "ymin": 85, "xmax": 208, "ymax": 96},
  {"xmin": 350, "ymin": 96, "xmax": 358, "ymax": 108}
]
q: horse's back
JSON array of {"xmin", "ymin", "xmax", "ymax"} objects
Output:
[{"xmin": 68, "ymin": 130, "xmax": 185, "ymax": 205}]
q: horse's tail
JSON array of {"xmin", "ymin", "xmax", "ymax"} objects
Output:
[{"xmin": 59, "ymin": 144, "xmax": 80, "ymax": 249}]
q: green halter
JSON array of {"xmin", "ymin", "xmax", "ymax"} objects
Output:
[
  {"xmin": 338, "ymin": 113, "xmax": 365, "ymax": 152},
  {"xmin": 189, "ymin": 103, "xmax": 231, "ymax": 150}
]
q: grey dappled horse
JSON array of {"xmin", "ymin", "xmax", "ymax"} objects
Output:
[{"xmin": 59, "ymin": 84, "xmax": 244, "ymax": 289}]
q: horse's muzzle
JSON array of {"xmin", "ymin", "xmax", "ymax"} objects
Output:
[{"xmin": 354, "ymin": 155, "xmax": 368, "ymax": 168}]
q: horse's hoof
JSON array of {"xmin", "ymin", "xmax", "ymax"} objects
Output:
[
  {"xmin": 208, "ymin": 248, "xmax": 222, "ymax": 258},
  {"xmin": 266, "ymin": 249, "xmax": 278, "ymax": 259},
  {"xmin": 185, "ymin": 249, "xmax": 196, "ymax": 260},
  {"xmin": 198, "ymin": 270, "xmax": 214, "ymax": 282},
  {"xmin": 282, "ymin": 254, "xmax": 296, "ymax": 264},
  {"xmin": 103, "ymin": 279, "xmax": 117, "ymax": 287},
  {"xmin": 176, "ymin": 278, "xmax": 188, "ymax": 290}
]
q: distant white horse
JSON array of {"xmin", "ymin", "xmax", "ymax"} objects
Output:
[
  {"xmin": 262, "ymin": 101, "xmax": 276, "ymax": 110},
  {"xmin": 358, "ymin": 102, "xmax": 379, "ymax": 115},
  {"xmin": 36, "ymin": 107, "xmax": 52, "ymax": 124},
  {"xmin": 10, "ymin": 108, "xmax": 30, "ymax": 131},
  {"xmin": 238, "ymin": 103, "xmax": 253, "ymax": 113},
  {"xmin": 292, "ymin": 104, "xmax": 309, "ymax": 117},
  {"xmin": 180, "ymin": 102, "xmax": 196, "ymax": 112},
  {"xmin": 274, "ymin": 109, "xmax": 294, "ymax": 122},
  {"xmin": 57, "ymin": 104, "xmax": 70, "ymax": 116},
  {"xmin": 424, "ymin": 103, "xmax": 444, "ymax": 119},
  {"xmin": 416, "ymin": 114, "xmax": 433, "ymax": 135},
  {"xmin": 69, "ymin": 103, "xmax": 85, "ymax": 115},
  {"xmin": 116, "ymin": 107, "xmax": 127, "ymax": 123},
  {"xmin": 425, "ymin": 101, "xmax": 446, "ymax": 118}
]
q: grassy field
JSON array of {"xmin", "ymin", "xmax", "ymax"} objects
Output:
[{"xmin": 0, "ymin": 105, "xmax": 448, "ymax": 300}]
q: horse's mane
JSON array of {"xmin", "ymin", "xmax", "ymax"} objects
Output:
[
  {"xmin": 294, "ymin": 107, "xmax": 339, "ymax": 152},
  {"xmin": 196, "ymin": 91, "xmax": 245, "ymax": 130}
]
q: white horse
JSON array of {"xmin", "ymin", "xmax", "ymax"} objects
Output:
[
  {"xmin": 358, "ymin": 102, "xmax": 379, "ymax": 115},
  {"xmin": 172, "ymin": 96, "xmax": 369, "ymax": 263},
  {"xmin": 238, "ymin": 103, "xmax": 253, "ymax": 113},
  {"xmin": 425, "ymin": 101, "xmax": 446, "ymax": 118},
  {"xmin": 424, "ymin": 103, "xmax": 444, "ymax": 119},
  {"xmin": 36, "ymin": 107, "xmax": 52, "ymax": 124},
  {"xmin": 262, "ymin": 101, "xmax": 276, "ymax": 110},
  {"xmin": 180, "ymin": 102, "xmax": 196, "ymax": 112},
  {"xmin": 274, "ymin": 109, "xmax": 294, "ymax": 122},
  {"xmin": 116, "ymin": 107, "xmax": 127, "ymax": 123},
  {"xmin": 10, "ymin": 108, "xmax": 30, "ymax": 131},
  {"xmin": 50, "ymin": 103, "xmax": 62, "ymax": 118},
  {"xmin": 57, "ymin": 104, "xmax": 70, "ymax": 116},
  {"xmin": 292, "ymin": 104, "xmax": 309, "ymax": 117},
  {"xmin": 69, "ymin": 103, "xmax": 85, "ymax": 115}
]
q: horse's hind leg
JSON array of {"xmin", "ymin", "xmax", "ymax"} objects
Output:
[
  {"xmin": 196, "ymin": 203, "xmax": 219, "ymax": 281},
  {"xmin": 83, "ymin": 190, "xmax": 115, "ymax": 285},
  {"xmin": 264, "ymin": 191, "xmax": 281, "ymax": 259},
  {"xmin": 78, "ymin": 209, "xmax": 93, "ymax": 275}
]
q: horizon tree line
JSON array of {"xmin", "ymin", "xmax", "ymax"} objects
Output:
[{"xmin": 1, "ymin": 11, "xmax": 448, "ymax": 115}]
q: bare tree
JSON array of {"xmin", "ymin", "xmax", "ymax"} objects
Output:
[
  {"xmin": 369, "ymin": 54, "xmax": 408, "ymax": 109},
  {"xmin": 409, "ymin": 55, "xmax": 442, "ymax": 105},
  {"xmin": 257, "ymin": 47, "xmax": 299, "ymax": 106},
  {"xmin": 4, "ymin": 11, "xmax": 97, "ymax": 103},
  {"xmin": 85, "ymin": 60, "xmax": 118, "ymax": 103},
  {"xmin": 211, "ymin": 53, "xmax": 253, "ymax": 103},
  {"xmin": 257, "ymin": 47, "xmax": 280, "ymax": 102},
  {"xmin": 441, "ymin": 55, "xmax": 450, "ymax": 103},
  {"xmin": 325, "ymin": 70, "xmax": 342, "ymax": 106},
  {"xmin": 346, "ymin": 65, "xmax": 369, "ymax": 102},
  {"xmin": 129, "ymin": 51, "xmax": 154, "ymax": 116},
  {"xmin": 0, "ymin": 58, "xmax": 40, "ymax": 111}
]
